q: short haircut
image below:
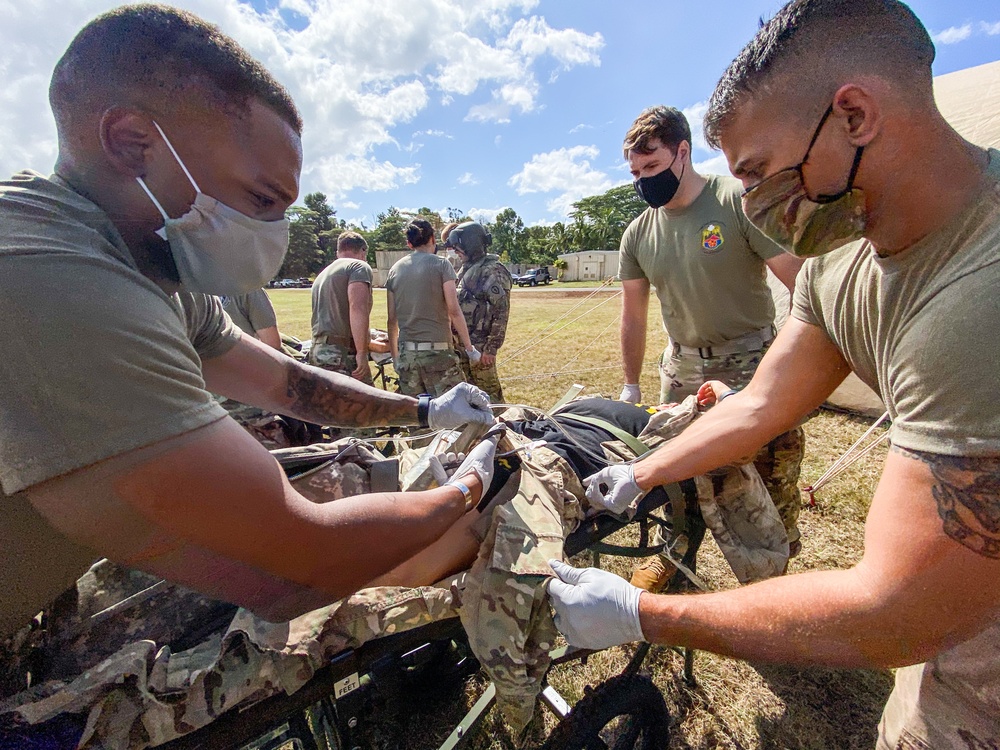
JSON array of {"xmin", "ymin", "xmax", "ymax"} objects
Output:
[
  {"xmin": 405, "ymin": 219, "xmax": 435, "ymax": 248},
  {"xmin": 704, "ymin": 0, "xmax": 934, "ymax": 149},
  {"xmin": 50, "ymin": 3, "xmax": 302, "ymax": 137},
  {"xmin": 337, "ymin": 231, "xmax": 368, "ymax": 255},
  {"xmin": 623, "ymin": 106, "xmax": 692, "ymax": 159}
]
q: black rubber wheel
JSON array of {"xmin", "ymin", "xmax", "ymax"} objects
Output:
[
  {"xmin": 531, "ymin": 279, "xmax": 538, "ymax": 286},
  {"xmin": 540, "ymin": 674, "xmax": 670, "ymax": 750}
]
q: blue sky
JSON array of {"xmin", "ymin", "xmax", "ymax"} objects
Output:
[{"xmin": 2, "ymin": 1, "xmax": 999, "ymax": 228}]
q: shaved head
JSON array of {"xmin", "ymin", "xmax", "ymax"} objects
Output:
[
  {"xmin": 704, "ymin": 0, "xmax": 934, "ymax": 150},
  {"xmin": 50, "ymin": 3, "xmax": 302, "ymax": 141}
]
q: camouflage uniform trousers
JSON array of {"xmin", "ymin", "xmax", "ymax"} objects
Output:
[
  {"xmin": 461, "ymin": 428, "xmax": 585, "ymax": 740},
  {"xmin": 458, "ymin": 348, "xmax": 504, "ymax": 403},
  {"xmin": 394, "ymin": 348, "xmax": 466, "ymax": 397},
  {"xmin": 307, "ymin": 341, "xmax": 373, "ymax": 385},
  {"xmin": 657, "ymin": 341, "xmax": 804, "ymax": 546}
]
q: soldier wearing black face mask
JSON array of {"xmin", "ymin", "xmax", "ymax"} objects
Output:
[{"xmin": 617, "ymin": 105, "xmax": 808, "ymax": 592}]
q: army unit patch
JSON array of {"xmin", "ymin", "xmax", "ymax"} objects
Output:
[{"xmin": 700, "ymin": 222, "xmax": 725, "ymax": 253}]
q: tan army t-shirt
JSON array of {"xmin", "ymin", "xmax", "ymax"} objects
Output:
[
  {"xmin": 619, "ymin": 174, "xmax": 785, "ymax": 347},
  {"xmin": 222, "ymin": 288, "xmax": 277, "ymax": 338},
  {"xmin": 311, "ymin": 258, "xmax": 373, "ymax": 344},
  {"xmin": 385, "ymin": 251, "xmax": 457, "ymax": 344},
  {"xmin": 0, "ymin": 171, "xmax": 241, "ymax": 637},
  {"xmin": 792, "ymin": 149, "xmax": 1000, "ymax": 747}
]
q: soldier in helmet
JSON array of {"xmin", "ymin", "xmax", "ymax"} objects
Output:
[{"xmin": 444, "ymin": 221, "xmax": 512, "ymax": 402}]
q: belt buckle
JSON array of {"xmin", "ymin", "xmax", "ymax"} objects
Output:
[{"xmin": 698, "ymin": 346, "xmax": 714, "ymax": 359}]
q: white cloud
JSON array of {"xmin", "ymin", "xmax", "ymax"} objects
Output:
[
  {"xmin": 569, "ymin": 123, "xmax": 593, "ymax": 134},
  {"xmin": 693, "ymin": 153, "xmax": 731, "ymax": 177},
  {"xmin": 503, "ymin": 16, "xmax": 603, "ymax": 69},
  {"xmin": 981, "ymin": 21, "xmax": 1000, "ymax": 36},
  {"xmin": 413, "ymin": 129, "xmax": 453, "ymax": 139},
  {"xmin": 508, "ymin": 145, "xmax": 619, "ymax": 217},
  {"xmin": 0, "ymin": 0, "xmax": 601, "ymax": 201},
  {"xmin": 681, "ymin": 100, "xmax": 711, "ymax": 153},
  {"xmin": 458, "ymin": 172, "xmax": 479, "ymax": 186},
  {"xmin": 467, "ymin": 207, "xmax": 504, "ymax": 224},
  {"xmin": 466, "ymin": 80, "xmax": 541, "ymax": 123},
  {"xmin": 458, "ymin": 14, "xmax": 602, "ymax": 123},
  {"xmin": 932, "ymin": 24, "xmax": 973, "ymax": 44},
  {"xmin": 305, "ymin": 155, "xmax": 420, "ymax": 195}
]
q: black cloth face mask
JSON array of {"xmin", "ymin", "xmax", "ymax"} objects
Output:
[{"xmin": 633, "ymin": 149, "xmax": 685, "ymax": 208}]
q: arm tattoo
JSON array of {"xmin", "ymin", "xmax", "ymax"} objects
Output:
[
  {"xmin": 894, "ymin": 445, "xmax": 1000, "ymax": 559},
  {"xmin": 285, "ymin": 360, "xmax": 418, "ymax": 428}
]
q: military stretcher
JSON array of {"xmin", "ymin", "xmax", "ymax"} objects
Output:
[
  {"xmin": 156, "ymin": 442, "xmax": 699, "ymax": 750},
  {"xmin": 2, "ymin": 394, "xmax": 787, "ymax": 750},
  {"xmin": 0, "ymin": 439, "xmax": 698, "ymax": 750}
]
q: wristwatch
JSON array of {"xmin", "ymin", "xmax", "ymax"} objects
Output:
[
  {"xmin": 718, "ymin": 388, "xmax": 739, "ymax": 402},
  {"xmin": 417, "ymin": 394, "xmax": 432, "ymax": 428}
]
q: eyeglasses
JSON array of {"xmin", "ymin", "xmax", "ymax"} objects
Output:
[{"xmin": 741, "ymin": 105, "xmax": 863, "ymax": 205}]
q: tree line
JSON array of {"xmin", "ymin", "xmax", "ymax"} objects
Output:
[{"xmin": 275, "ymin": 184, "xmax": 646, "ymax": 279}]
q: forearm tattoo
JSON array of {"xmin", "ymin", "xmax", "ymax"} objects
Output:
[
  {"xmin": 894, "ymin": 445, "xmax": 1000, "ymax": 559},
  {"xmin": 285, "ymin": 361, "xmax": 417, "ymax": 428}
]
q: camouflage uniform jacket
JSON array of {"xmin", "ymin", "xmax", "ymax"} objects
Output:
[{"xmin": 456, "ymin": 254, "xmax": 512, "ymax": 355}]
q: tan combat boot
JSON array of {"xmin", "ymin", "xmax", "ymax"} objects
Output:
[{"xmin": 629, "ymin": 556, "xmax": 677, "ymax": 593}]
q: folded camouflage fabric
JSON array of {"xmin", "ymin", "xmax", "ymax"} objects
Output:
[
  {"xmin": 458, "ymin": 398, "xmax": 788, "ymax": 742},
  {"xmin": 1, "ymin": 584, "xmax": 459, "ymax": 749},
  {"xmin": 459, "ymin": 429, "xmax": 585, "ymax": 740},
  {"xmin": 636, "ymin": 397, "xmax": 789, "ymax": 582}
]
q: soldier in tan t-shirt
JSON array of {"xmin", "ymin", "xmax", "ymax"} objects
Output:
[
  {"xmin": 386, "ymin": 219, "xmax": 479, "ymax": 396},
  {"xmin": 618, "ymin": 106, "xmax": 807, "ymax": 590},
  {"xmin": 547, "ymin": 3, "xmax": 1000, "ymax": 748},
  {"xmin": 0, "ymin": 7, "xmax": 495, "ymax": 651},
  {"xmin": 309, "ymin": 231, "xmax": 374, "ymax": 384},
  {"xmin": 221, "ymin": 288, "xmax": 281, "ymax": 350}
]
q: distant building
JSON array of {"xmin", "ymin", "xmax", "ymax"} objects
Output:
[
  {"xmin": 372, "ymin": 249, "xmax": 408, "ymax": 287},
  {"xmin": 556, "ymin": 251, "xmax": 619, "ymax": 282}
]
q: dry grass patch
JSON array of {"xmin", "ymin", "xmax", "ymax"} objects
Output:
[{"xmin": 267, "ymin": 289, "xmax": 893, "ymax": 749}]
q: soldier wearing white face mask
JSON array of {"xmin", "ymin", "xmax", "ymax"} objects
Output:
[{"xmin": 0, "ymin": 5, "xmax": 495, "ymax": 649}]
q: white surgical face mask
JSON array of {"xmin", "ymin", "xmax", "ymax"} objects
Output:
[{"xmin": 136, "ymin": 121, "xmax": 289, "ymax": 295}]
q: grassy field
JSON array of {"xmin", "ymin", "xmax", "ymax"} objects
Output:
[{"xmin": 268, "ymin": 288, "xmax": 891, "ymax": 749}]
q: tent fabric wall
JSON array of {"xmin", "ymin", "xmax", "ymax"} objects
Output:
[{"xmin": 933, "ymin": 60, "xmax": 1000, "ymax": 149}]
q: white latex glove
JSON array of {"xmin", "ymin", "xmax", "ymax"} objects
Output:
[
  {"xmin": 427, "ymin": 454, "xmax": 450, "ymax": 486},
  {"xmin": 428, "ymin": 382, "xmax": 493, "ymax": 428},
  {"xmin": 547, "ymin": 560, "xmax": 645, "ymax": 650},
  {"xmin": 584, "ymin": 463, "xmax": 646, "ymax": 515},
  {"xmin": 447, "ymin": 433, "xmax": 500, "ymax": 509},
  {"xmin": 466, "ymin": 346, "xmax": 483, "ymax": 364},
  {"xmin": 619, "ymin": 384, "xmax": 641, "ymax": 403}
]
